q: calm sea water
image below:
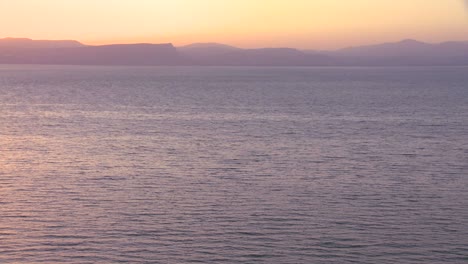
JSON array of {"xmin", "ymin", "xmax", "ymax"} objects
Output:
[{"xmin": 0, "ymin": 65, "xmax": 467, "ymax": 263}]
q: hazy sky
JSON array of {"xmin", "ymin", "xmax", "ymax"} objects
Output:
[{"xmin": 1, "ymin": 0, "xmax": 467, "ymax": 49}]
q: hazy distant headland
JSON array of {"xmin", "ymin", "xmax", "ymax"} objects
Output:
[{"xmin": 1, "ymin": 37, "xmax": 468, "ymax": 66}]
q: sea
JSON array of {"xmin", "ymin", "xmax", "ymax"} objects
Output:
[{"xmin": 0, "ymin": 65, "xmax": 467, "ymax": 263}]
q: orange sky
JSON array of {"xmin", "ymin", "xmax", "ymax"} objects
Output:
[{"xmin": 1, "ymin": 0, "xmax": 467, "ymax": 49}]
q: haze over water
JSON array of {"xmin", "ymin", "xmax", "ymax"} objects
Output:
[{"xmin": 0, "ymin": 65, "xmax": 467, "ymax": 263}]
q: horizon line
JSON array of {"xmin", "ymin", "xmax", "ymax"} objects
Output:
[{"xmin": 2, "ymin": 36, "xmax": 468, "ymax": 51}]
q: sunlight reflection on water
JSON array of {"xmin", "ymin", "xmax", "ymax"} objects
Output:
[{"xmin": 0, "ymin": 66, "xmax": 467, "ymax": 263}]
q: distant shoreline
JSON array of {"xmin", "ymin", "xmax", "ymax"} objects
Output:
[{"xmin": 1, "ymin": 38, "xmax": 468, "ymax": 67}]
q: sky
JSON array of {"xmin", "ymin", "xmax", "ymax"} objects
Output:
[{"xmin": 0, "ymin": 0, "xmax": 467, "ymax": 49}]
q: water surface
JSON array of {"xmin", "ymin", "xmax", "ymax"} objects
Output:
[{"xmin": 0, "ymin": 66, "xmax": 467, "ymax": 263}]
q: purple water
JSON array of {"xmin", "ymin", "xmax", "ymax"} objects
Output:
[{"xmin": 1, "ymin": 65, "xmax": 467, "ymax": 263}]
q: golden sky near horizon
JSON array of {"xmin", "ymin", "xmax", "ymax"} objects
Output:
[{"xmin": 0, "ymin": 0, "xmax": 467, "ymax": 49}]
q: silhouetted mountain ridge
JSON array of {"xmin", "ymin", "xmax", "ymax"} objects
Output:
[
  {"xmin": 0, "ymin": 40, "xmax": 186, "ymax": 65},
  {"xmin": 334, "ymin": 39, "xmax": 468, "ymax": 57},
  {"xmin": 1, "ymin": 37, "xmax": 468, "ymax": 66},
  {"xmin": 192, "ymin": 47, "xmax": 330, "ymax": 66},
  {"xmin": 0, "ymin": 38, "xmax": 84, "ymax": 49},
  {"xmin": 178, "ymin": 43, "xmax": 241, "ymax": 60}
]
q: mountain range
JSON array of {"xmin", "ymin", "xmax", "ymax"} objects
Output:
[{"xmin": 1, "ymin": 37, "xmax": 468, "ymax": 66}]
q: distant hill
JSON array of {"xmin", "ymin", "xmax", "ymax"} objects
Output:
[
  {"xmin": 0, "ymin": 42, "xmax": 186, "ymax": 65},
  {"xmin": 335, "ymin": 39, "xmax": 468, "ymax": 57},
  {"xmin": 190, "ymin": 47, "xmax": 331, "ymax": 66},
  {"xmin": 327, "ymin": 39, "xmax": 468, "ymax": 66},
  {"xmin": 0, "ymin": 37, "xmax": 85, "ymax": 49},
  {"xmin": 179, "ymin": 42, "xmax": 239, "ymax": 55},
  {"xmin": 178, "ymin": 43, "xmax": 240, "ymax": 63},
  {"xmin": 1, "ymin": 37, "xmax": 468, "ymax": 66}
]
